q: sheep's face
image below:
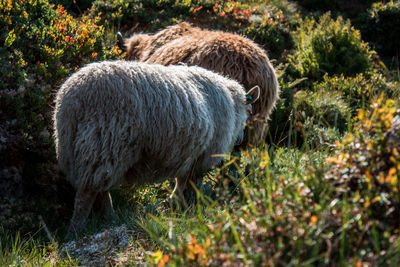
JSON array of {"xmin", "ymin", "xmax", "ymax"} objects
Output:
[
  {"xmin": 235, "ymin": 128, "xmax": 245, "ymax": 146},
  {"xmin": 244, "ymin": 85, "xmax": 260, "ymax": 122},
  {"xmin": 235, "ymin": 85, "xmax": 261, "ymax": 147}
]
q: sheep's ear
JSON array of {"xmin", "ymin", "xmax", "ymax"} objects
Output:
[
  {"xmin": 116, "ymin": 32, "xmax": 126, "ymax": 52},
  {"xmin": 246, "ymin": 85, "xmax": 260, "ymax": 105}
]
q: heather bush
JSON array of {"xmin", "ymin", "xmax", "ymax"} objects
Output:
[
  {"xmin": 325, "ymin": 97, "xmax": 400, "ymax": 255},
  {"xmin": 288, "ymin": 13, "xmax": 373, "ymax": 80}
]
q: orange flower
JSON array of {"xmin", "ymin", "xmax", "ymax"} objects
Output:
[
  {"xmin": 193, "ymin": 6, "xmax": 203, "ymax": 14},
  {"xmin": 310, "ymin": 215, "xmax": 318, "ymax": 225},
  {"xmin": 213, "ymin": 2, "xmax": 219, "ymax": 11}
]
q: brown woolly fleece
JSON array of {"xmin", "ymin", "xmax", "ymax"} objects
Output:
[{"xmin": 124, "ymin": 22, "xmax": 279, "ymax": 146}]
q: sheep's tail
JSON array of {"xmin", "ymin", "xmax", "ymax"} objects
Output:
[{"xmin": 54, "ymin": 95, "xmax": 79, "ymax": 187}]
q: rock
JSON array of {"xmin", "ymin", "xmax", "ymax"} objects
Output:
[{"xmin": 62, "ymin": 225, "xmax": 131, "ymax": 265}]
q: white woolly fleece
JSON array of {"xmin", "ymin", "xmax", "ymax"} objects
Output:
[{"xmin": 54, "ymin": 61, "xmax": 248, "ymax": 191}]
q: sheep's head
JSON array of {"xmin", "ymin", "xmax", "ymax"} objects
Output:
[
  {"xmin": 235, "ymin": 86, "xmax": 261, "ymax": 146},
  {"xmin": 124, "ymin": 33, "xmax": 150, "ymax": 60}
]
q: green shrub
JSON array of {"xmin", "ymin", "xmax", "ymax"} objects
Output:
[
  {"xmin": 293, "ymin": 90, "xmax": 349, "ymax": 131},
  {"xmin": 288, "ymin": 13, "xmax": 374, "ymax": 81},
  {"xmin": 0, "ymin": 0, "xmax": 117, "ymax": 92},
  {"xmin": 302, "ymin": 121, "xmax": 342, "ymax": 149},
  {"xmin": 268, "ymin": 81, "xmax": 349, "ymax": 148},
  {"xmin": 313, "ymin": 73, "xmax": 400, "ymax": 112},
  {"xmin": 242, "ymin": 9, "xmax": 294, "ymax": 59},
  {"xmin": 365, "ymin": 1, "xmax": 400, "ymax": 57},
  {"xmin": 291, "ymin": 90, "xmax": 349, "ymax": 148}
]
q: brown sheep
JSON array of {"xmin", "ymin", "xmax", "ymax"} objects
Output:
[{"xmin": 122, "ymin": 22, "xmax": 279, "ymax": 146}]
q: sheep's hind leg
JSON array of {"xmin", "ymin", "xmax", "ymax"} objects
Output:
[{"xmin": 67, "ymin": 186, "xmax": 98, "ymax": 239}]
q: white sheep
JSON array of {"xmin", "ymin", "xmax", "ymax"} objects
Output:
[{"xmin": 53, "ymin": 61, "xmax": 259, "ymax": 236}]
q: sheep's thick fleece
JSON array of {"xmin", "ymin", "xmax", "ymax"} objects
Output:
[{"xmin": 54, "ymin": 61, "xmax": 248, "ymax": 192}]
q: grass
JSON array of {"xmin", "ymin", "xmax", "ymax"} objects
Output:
[{"xmin": 4, "ymin": 139, "xmax": 399, "ymax": 265}]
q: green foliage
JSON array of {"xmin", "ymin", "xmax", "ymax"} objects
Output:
[
  {"xmin": 293, "ymin": 90, "xmax": 349, "ymax": 132},
  {"xmin": 313, "ymin": 73, "xmax": 400, "ymax": 112},
  {"xmin": 292, "ymin": 90, "xmax": 348, "ymax": 148},
  {"xmin": 242, "ymin": 9, "xmax": 293, "ymax": 59},
  {"xmin": 90, "ymin": 0, "xmax": 202, "ymax": 31},
  {"xmin": 288, "ymin": 13, "xmax": 373, "ymax": 80},
  {"xmin": 0, "ymin": 0, "xmax": 118, "ymax": 120},
  {"xmin": 268, "ymin": 77, "xmax": 349, "ymax": 148},
  {"xmin": 365, "ymin": 1, "xmax": 400, "ymax": 57}
]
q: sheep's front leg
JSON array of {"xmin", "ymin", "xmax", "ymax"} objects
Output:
[
  {"xmin": 67, "ymin": 186, "xmax": 98, "ymax": 239},
  {"xmin": 95, "ymin": 191, "xmax": 115, "ymax": 219}
]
